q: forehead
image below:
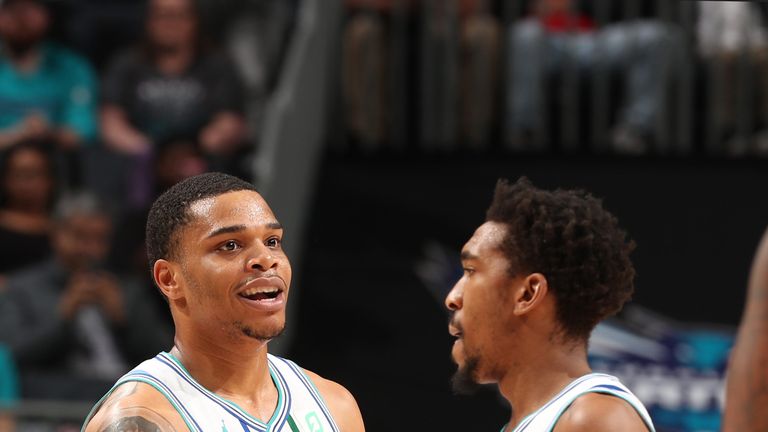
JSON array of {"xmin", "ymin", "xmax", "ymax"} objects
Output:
[
  {"xmin": 151, "ymin": 0, "xmax": 193, "ymax": 12},
  {"xmin": 186, "ymin": 190, "xmax": 276, "ymax": 230},
  {"xmin": 462, "ymin": 221, "xmax": 507, "ymax": 258},
  {"xmin": 62, "ymin": 213, "xmax": 111, "ymax": 231}
]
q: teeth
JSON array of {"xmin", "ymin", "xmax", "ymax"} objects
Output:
[{"xmin": 241, "ymin": 287, "xmax": 279, "ymax": 296}]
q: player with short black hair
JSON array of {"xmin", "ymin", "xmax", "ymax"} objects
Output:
[
  {"xmin": 446, "ymin": 177, "xmax": 654, "ymax": 431},
  {"xmin": 83, "ymin": 172, "xmax": 365, "ymax": 432}
]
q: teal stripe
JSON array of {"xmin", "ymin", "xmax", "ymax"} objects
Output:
[
  {"xmin": 287, "ymin": 415, "xmax": 301, "ymax": 432},
  {"xmin": 163, "ymin": 351, "xmax": 286, "ymax": 429}
]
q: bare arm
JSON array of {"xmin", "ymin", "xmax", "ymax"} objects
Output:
[
  {"xmin": 100, "ymin": 105, "xmax": 151, "ymax": 155},
  {"xmin": 0, "ymin": 114, "xmax": 51, "ymax": 149},
  {"xmin": 90, "ymin": 408, "xmax": 178, "ymax": 432},
  {"xmin": 553, "ymin": 393, "xmax": 649, "ymax": 432},
  {"xmin": 84, "ymin": 383, "xmax": 187, "ymax": 432},
  {"xmin": 198, "ymin": 112, "xmax": 246, "ymax": 155},
  {"xmin": 303, "ymin": 369, "xmax": 365, "ymax": 432},
  {"xmin": 723, "ymin": 227, "xmax": 768, "ymax": 432}
]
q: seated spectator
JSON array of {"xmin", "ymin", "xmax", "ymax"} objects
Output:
[
  {"xmin": 100, "ymin": 0, "xmax": 247, "ymax": 209},
  {"xmin": 697, "ymin": 2, "xmax": 768, "ymax": 157},
  {"xmin": 154, "ymin": 136, "xmax": 208, "ymax": 194},
  {"xmin": 0, "ymin": 0, "xmax": 97, "ymax": 154},
  {"xmin": 0, "ymin": 141, "xmax": 55, "ymax": 286},
  {"xmin": 107, "ymin": 136, "xmax": 207, "ymax": 278},
  {"xmin": 0, "ymin": 345, "xmax": 17, "ymax": 432},
  {"xmin": 0, "ymin": 192, "xmax": 172, "ymax": 401},
  {"xmin": 507, "ymin": 0, "xmax": 677, "ymax": 154}
]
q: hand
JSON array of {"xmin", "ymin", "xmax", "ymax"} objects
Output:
[
  {"xmin": 91, "ymin": 272, "xmax": 126, "ymax": 324},
  {"xmin": 199, "ymin": 112, "xmax": 245, "ymax": 155},
  {"xmin": 20, "ymin": 113, "xmax": 51, "ymax": 140},
  {"xmin": 59, "ymin": 272, "xmax": 125, "ymax": 324},
  {"xmin": 113, "ymin": 130, "xmax": 152, "ymax": 155},
  {"xmin": 58, "ymin": 272, "xmax": 99, "ymax": 320}
]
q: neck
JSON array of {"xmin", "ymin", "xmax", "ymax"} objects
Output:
[
  {"xmin": 155, "ymin": 45, "xmax": 195, "ymax": 75},
  {"xmin": 170, "ymin": 328, "xmax": 274, "ymax": 402},
  {"xmin": 3, "ymin": 42, "xmax": 42, "ymax": 72},
  {"xmin": 499, "ymin": 338, "xmax": 591, "ymax": 430}
]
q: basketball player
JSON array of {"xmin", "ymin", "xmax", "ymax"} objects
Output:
[
  {"xmin": 83, "ymin": 173, "xmax": 365, "ymax": 431},
  {"xmin": 722, "ymin": 227, "xmax": 768, "ymax": 432},
  {"xmin": 446, "ymin": 178, "xmax": 655, "ymax": 431}
]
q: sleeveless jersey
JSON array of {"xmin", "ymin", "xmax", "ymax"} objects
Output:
[
  {"xmin": 83, "ymin": 352, "xmax": 341, "ymax": 432},
  {"xmin": 503, "ymin": 373, "xmax": 655, "ymax": 432}
]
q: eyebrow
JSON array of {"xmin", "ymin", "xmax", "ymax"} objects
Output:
[
  {"xmin": 460, "ymin": 251, "xmax": 478, "ymax": 261},
  {"xmin": 205, "ymin": 222, "xmax": 283, "ymax": 239}
]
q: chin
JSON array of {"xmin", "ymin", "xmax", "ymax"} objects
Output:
[
  {"xmin": 234, "ymin": 318, "xmax": 286, "ymax": 341},
  {"xmin": 451, "ymin": 355, "xmax": 483, "ymax": 395}
]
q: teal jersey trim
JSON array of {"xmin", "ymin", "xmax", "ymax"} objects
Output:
[{"xmin": 164, "ymin": 351, "xmax": 287, "ymax": 429}]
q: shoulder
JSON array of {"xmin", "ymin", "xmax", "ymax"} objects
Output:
[
  {"xmin": 83, "ymin": 381, "xmax": 188, "ymax": 432},
  {"xmin": 301, "ymin": 368, "xmax": 365, "ymax": 432},
  {"xmin": 554, "ymin": 392, "xmax": 649, "ymax": 432},
  {"xmin": 4, "ymin": 262, "xmax": 55, "ymax": 293}
]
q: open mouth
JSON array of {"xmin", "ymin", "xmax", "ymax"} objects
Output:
[{"xmin": 238, "ymin": 287, "xmax": 282, "ymax": 301}]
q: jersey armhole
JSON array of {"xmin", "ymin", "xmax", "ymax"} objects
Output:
[
  {"xmin": 281, "ymin": 358, "xmax": 342, "ymax": 432},
  {"xmin": 545, "ymin": 389, "xmax": 656, "ymax": 432}
]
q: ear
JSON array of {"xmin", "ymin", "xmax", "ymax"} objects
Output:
[
  {"xmin": 511, "ymin": 273, "xmax": 549, "ymax": 316},
  {"xmin": 154, "ymin": 259, "xmax": 184, "ymax": 300}
]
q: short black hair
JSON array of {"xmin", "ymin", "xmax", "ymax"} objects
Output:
[
  {"xmin": 145, "ymin": 172, "xmax": 258, "ymax": 270},
  {"xmin": 486, "ymin": 177, "xmax": 635, "ymax": 342}
]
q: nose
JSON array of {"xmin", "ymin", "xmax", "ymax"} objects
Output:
[
  {"xmin": 445, "ymin": 282, "xmax": 462, "ymax": 312},
  {"xmin": 246, "ymin": 246, "xmax": 278, "ymax": 272}
]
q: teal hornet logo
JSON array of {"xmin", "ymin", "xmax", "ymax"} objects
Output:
[
  {"xmin": 222, "ymin": 420, "xmax": 228, "ymax": 432},
  {"xmin": 305, "ymin": 412, "xmax": 324, "ymax": 432}
]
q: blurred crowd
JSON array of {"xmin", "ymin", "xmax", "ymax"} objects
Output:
[
  {"xmin": 0, "ymin": 0, "xmax": 767, "ymax": 428},
  {"xmin": 0, "ymin": 0, "xmax": 296, "ymax": 427},
  {"xmin": 342, "ymin": 0, "xmax": 768, "ymax": 156}
]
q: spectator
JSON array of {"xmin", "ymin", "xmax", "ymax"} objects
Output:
[
  {"xmin": 0, "ymin": 141, "xmax": 55, "ymax": 286},
  {"xmin": 507, "ymin": 0, "xmax": 677, "ymax": 154},
  {"xmin": 100, "ymin": 0, "xmax": 247, "ymax": 209},
  {"xmin": 0, "ymin": 345, "xmax": 17, "ymax": 432},
  {"xmin": 0, "ymin": 0, "xmax": 97, "ymax": 153},
  {"xmin": 0, "ymin": 192, "xmax": 172, "ymax": 400},
  {"xmin": 153, "ymin": 136, "xmax": 208, "ymax": 194},
  {"xmin": 697, "ymin": 2, "xmax": 768, "ymax": 157},
  {"xmin": 106, "ymin": 136, "xmax": 207, "ymax": 279},
  {"xmin": 459, "ymin": 0, "xmax": 500, "ymax": 150}
]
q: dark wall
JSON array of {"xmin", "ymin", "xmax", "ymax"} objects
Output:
[{"xmin": 289, "ymin": 154, "xmax": 765, "ymax": 431}]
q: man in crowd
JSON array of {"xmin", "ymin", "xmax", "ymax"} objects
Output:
[
  {"xmin": 100, "ymin": 0, "xmax": 247, "ymax": 208},
  {"xmin": 0, "ymin": 192, "xmax": 172, "ymax": 400},
  {"xmin": 0, "ymin": 0, "xmax": 97, "ymax": 151}
]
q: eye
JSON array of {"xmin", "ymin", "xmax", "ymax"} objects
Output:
[
  {"xmin": 463, "ymin": 267, "xmax": 475, "ymax": 276},
  {"xmin": 219, "ymin": 240, "xmax": 241, "ymax": 252},
  {"xmin": 266, "ymin": 237, "xmax": 281, "ymax": 249}
]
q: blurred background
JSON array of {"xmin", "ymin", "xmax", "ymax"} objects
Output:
[{"xmin": 0, "ymin": 0, "xmax": 765, "ymax": 430}]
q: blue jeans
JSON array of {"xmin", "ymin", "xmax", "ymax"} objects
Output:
[{"xmin": 507, "ymin": 19, "xmax": 677, "ymax": 144}]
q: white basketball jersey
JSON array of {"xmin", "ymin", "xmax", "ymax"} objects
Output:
[
  {"xmin": 505, "ymin": 373, "xmax": 655, "ymax": 432},
  {"xmin": 83, "ymin": 352, "xmax": 341, "ymax": 432}
]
